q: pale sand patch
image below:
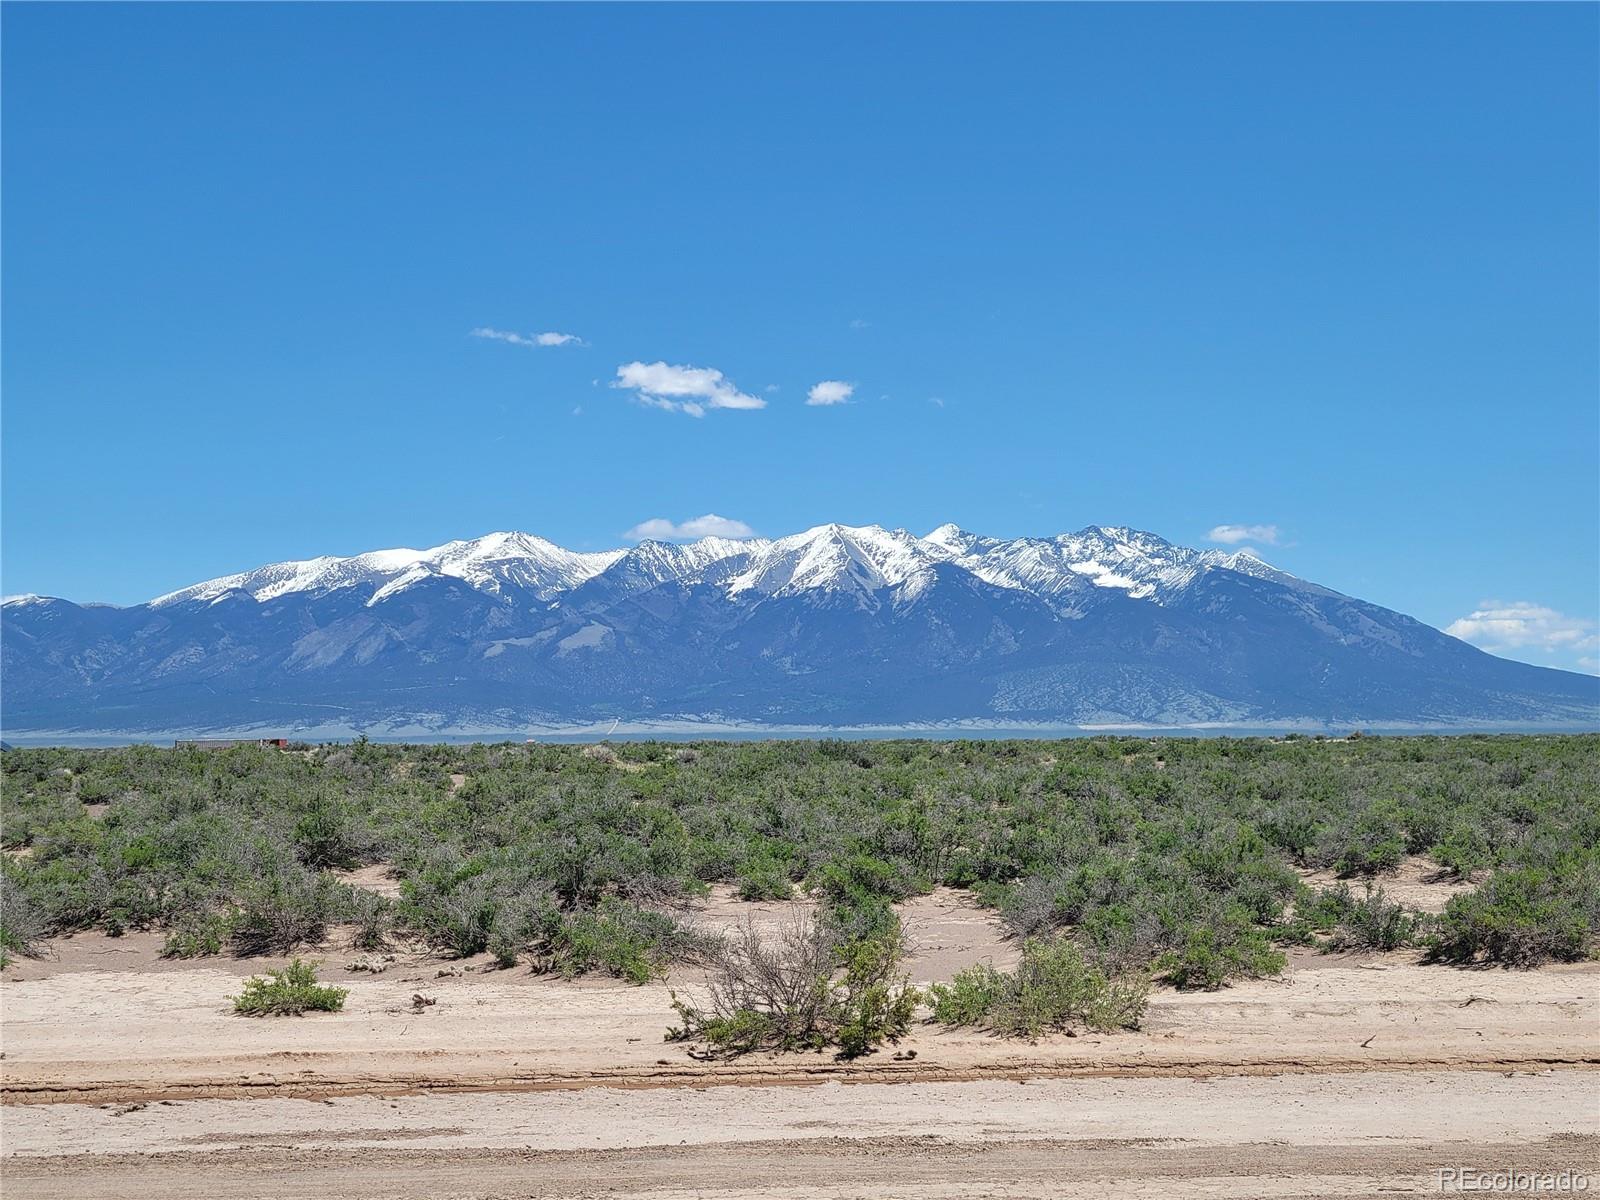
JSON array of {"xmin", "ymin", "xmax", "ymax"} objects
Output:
[
  {"xmin": 334, "ymin": 863, "xmax": 404, "ymax": 899},
  {"xmin": 896, "ymin": 887, "xmax": 1021, "ymax": 982},
  {"xmin": 1298, "ymin": 854, "xmax": 1477, "ymax": 914}
]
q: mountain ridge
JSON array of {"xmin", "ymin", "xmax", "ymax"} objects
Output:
[{"xmin": 4, "ymin": 523, "xmax": 1595, "ymax": 736}]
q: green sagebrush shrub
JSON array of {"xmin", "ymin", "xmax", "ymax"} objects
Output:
[
  {"xmin": 1159, "ymin": 910, "xmax": 1286, "ymax": 990},
  {"xmin": 161, "ymin": 911, "xmax": 236, "ymax": 958},
  {"xmin": 541, "ymin": 898, "xmax": 707, "ymax": 984},
  {"xmin": 1290, "ymin": 882, "xmax": 1429, "ymax": 952},
  {"xmin": 232, "ymin": 959, "xmax": 348, "ymax": 1016},
  {"xmin": 929, "ymin": 938, "xmax": 1148, "ymax": 1037},
  {"xmin": 1428, "ymin": 856, "xmax": 1599, "ymax": 967},
  {"xmin": 4, "ymin": 735, "xmax": 1596, "ymax": 986},
  {"xmin": 0, "ymin": 869, "xmax": 44, "ymax": 968},
  {"xmin": 231, "ymin": 868, "xmax": 350, "ymax": 956},
  {"xmin": 667, "ymin": 910, "xmax": 918, "ymax": 1059}
]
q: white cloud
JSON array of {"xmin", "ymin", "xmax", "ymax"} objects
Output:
[
  {"xmin": 928, "ymin": 396, "xmax": 945, "ymax": 408},
  {"xmin": 1445, "ymin": 601, "xmax": 1600, "ymax": 659},
  {"xmin": 849, "ymin": 318, "xmax": 870, "ymax": 330},
  {"xmin": 624, "ymin": 514, "xmax": 757, "ymax": 541},
  {"xmin": 612, "ymin": 361, "xmax": 765, "ymax": 417},
  {"xmin": 1207, "ymin": 523, "xmax": 1282, "ymax": 546},
  {"xmin": 806, "ymin": 380, "xmax": 855, "ymax": 406},
  {"xmin": 470, "ymin": 327, "xmax": 584, "ymax": 348}
]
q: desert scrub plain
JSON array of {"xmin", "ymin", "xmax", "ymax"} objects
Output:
[
  {"xmin": 5, "ymin": 734, "xmax": 1598, "ymax": 983},
  {"xmin": 2, "ymin": 735, "xmax": 1597, "ymax": 1199}
]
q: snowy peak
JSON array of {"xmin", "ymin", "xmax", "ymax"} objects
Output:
[
  {"xmin": 918, "ymin": 524, "xmax": 1288, "ymax": 606},
  {"xmin": 140, "ymin": 522, "xmax": 1311, "ymax": 613},
  {"xmin": 921, "ymin": 524, "xmax": 984, "ymax": 556},
  {"xmin": 728, "ymin": 524, "xmax": 940, "ymax": 599},
  {"xmin": 425, "ymin": 532, "xmax": 623, "ymax": 599},
  {"xmin": 150, "ymin": 531, "xmax": 622, "ymax": 608},
  {"xmin": 584, "ymin": 536, "xmax": 769, "ymax": 599}
]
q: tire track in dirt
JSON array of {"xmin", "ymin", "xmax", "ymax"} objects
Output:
[{"xmin": 7, "ymin": 1053, "xmax": 1597, "ymax": 1106}]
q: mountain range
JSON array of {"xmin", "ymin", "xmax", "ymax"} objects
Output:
[{"xmin": 3, "ymin": 523, "xmax": 1595, "ymax": 736}]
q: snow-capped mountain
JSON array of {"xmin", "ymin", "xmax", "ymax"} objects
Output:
[
  {"xmin": 151, "ymin": 532, "xmax": 624, "ymax": 608},
  {"xmin": 728, "ymin": 524, "xmax": 941, "ymax": 602},
  {"xmin": 4, "ymin": 523, "xmax": 1595, "ymax": 735}
]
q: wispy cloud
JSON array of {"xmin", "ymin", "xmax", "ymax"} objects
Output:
[
  {"xmin": 1445, "ymin": 601, "xmax": 1599, "ymax": 665},
  {"xmin": 470, "ymin": 327, "xmax": 584, "ymax": 348},
  {"xmin": 849, "ymin": 318, "xmax": 870, "ymax": 331},
  {"xmin": 1207, "ymin": 523, "xmax": 1282, "ymax": 546},
  {"xmin": 624, "ymin": 514, "xmax": 757, "ymax": 541},
  {"xmin": 806, "ymin": 380, "xmax": 855, "ymax": 407},
  {"xmin": 612, "ymin": 361, "xmax": 765, "ymax": 417}
]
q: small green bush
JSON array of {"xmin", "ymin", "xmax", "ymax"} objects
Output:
[
  {"xmin": 930, "ymin": 938, "xmax": 1148, "ymax": 1037},
  {"xmin": 833, "ymin": 935, "xmax": 923, "ymax": 1059},
  {"xmin": 231, "ymin": 869, "xmax": 347, "ymax": 956},
  {"xmin": 161, "ymin": 912, "xmax": 235, "ymax": 959},
  {"xmin": 347, "ymin": 890, "xmax": 394, "ymax": 952},
  {"xmin": 232, "ymin": 959, "xmax": 348, "ymax": 1016},
  {"xmin": 1160, "ymin": 918, "xmax": 1285, "ymax": 990},
  {"xmin": 1328, "ymin": 886, "xmax": 1428, "ymax": 952},
  {"xmin": 1428, "ymin": 861, "xmax": 1598, "ymax": 967},
  {"xmin": 1, "ymin": 870, "xmax": 44, "ymax": 967},
  {"xmin": 544, "ymin": 899, "xmax": 700, "ymax": 984},
  {"xmin": 668, "ymin": 911, "xmax": 919, "ymax": 1058},
  {"xmin": 1286, "ymin": 883, "xmax": 1428, "ymax": 952},
  {"xmin": 927, "ymin": 962, "xmax": 1009, "ymax": 1026},
  {"xmin": 684, "ymin": 1007, "xmax": 776, "ymax": 1055},
  {"xmin": 736, "ymin": 860, "xmax": 794, "ymax": 901}
]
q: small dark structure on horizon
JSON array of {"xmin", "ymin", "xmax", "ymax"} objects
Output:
[{"xmin": 176, "ymin": 737, "xmax": 290, "ymax": 750}]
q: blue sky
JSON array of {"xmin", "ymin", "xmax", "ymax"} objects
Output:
[{"xmin": 3, "ymin": 4, "xmax": 1596, "ymax": 673}]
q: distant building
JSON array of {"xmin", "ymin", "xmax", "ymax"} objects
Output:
[{"xmin": 175, "ymin": 738, "xmax": 290, "ymax": 750}]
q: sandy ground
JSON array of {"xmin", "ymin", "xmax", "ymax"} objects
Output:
[
  {"xmin": 4, "ymin": 1075, "xmax": 1596, "ymax": 1198},
  {"xmin": 1297, "ymin": 855, "xmax": 1478, "ymax": 914},
  {"xmin": 2, "ymin": 886, "xmax": 1594, "ymax": 1105},
  {"xmin": 3, "ymin": 880, "xmax": 1596, "ymax": 1197}
]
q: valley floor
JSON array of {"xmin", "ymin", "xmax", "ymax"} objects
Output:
[{"xmin": 3, "ymin": 885, "xmax": 1597, "ymax": 1198}]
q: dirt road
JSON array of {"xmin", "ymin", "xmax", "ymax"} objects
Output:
[{"xmin": 5, "ymin": 1073, "xmax": 1596, "ymax": 1199}]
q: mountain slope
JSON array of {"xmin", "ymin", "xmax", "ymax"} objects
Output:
[{"xmin": 3, "ymin": 524, "xmax": 1594, "ymax": 734}]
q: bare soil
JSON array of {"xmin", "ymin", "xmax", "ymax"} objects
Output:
[
  {"xmin": 3, "ymin": 937, "xmax": 1594, "ymax": 1104},
  {"xmin": 3, "ymin": 884, "xmax": 1596, "ymax": 1198},
  {"xmin": 1297, "ymin": 854, "xmax": 1478, "ymax": 914},
  {"xmin": 3, "ymin": 1080, "xmax": 1596, "ymax": 1198}
]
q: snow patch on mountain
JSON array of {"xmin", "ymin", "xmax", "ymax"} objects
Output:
[
  {"xmin": 728, "ymin": 524, "xmax": 941, "ymax": 602},
  {"xmin": 140, "ymin": 522, "xmax": 1336, "ymax": 616},
  {"xmin": 151, "ymin": 532, "xmax": 624, "ymax": 608}
]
